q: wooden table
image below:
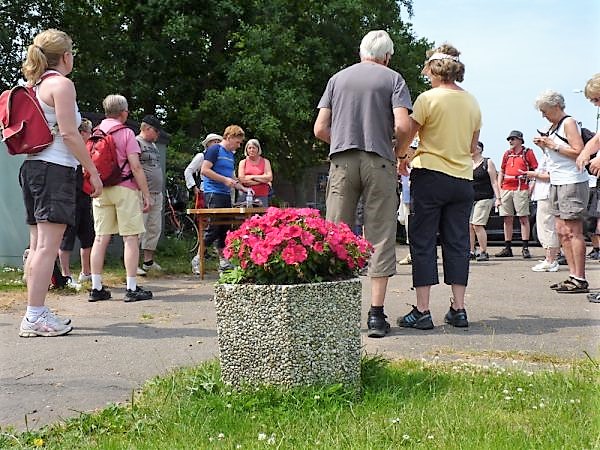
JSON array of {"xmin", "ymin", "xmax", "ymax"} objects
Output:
[{"xmin": 187, "ymin": 207, "xmax": 267, "ymax": 279}]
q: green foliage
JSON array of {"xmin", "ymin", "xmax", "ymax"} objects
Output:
[
  {"xmin": 0, "ymin": 0, "xmax": 431, "ymax": 188},
  {"xmin": 1, "ymin": 356, "xmax": 598, "ymax": 449}
]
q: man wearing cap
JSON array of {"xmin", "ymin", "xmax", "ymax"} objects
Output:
[
  {"xmin": 137, "ymin": 115, "xmax": 164, "ymax": 274},
  {"xmin": 496, "ymin": 130, "xmax": 538, "ymax": 258},
  {"xmin": 184, "ymin": 133, "xmax": 223, "ymax": 209}
]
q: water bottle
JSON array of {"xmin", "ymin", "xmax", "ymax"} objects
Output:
[{"xmin": 245, "ymin": 190, "xmax": 254, "ymax": 207}]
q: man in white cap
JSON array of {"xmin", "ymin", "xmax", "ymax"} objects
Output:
[{"xmin": 184, "ymin": 133, "xmax": 223, "ymax": 209}]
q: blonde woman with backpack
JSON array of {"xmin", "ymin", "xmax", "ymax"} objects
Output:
[{"xmin": 18, "ymin": 29, "xmax": 102, "ymax": 338}]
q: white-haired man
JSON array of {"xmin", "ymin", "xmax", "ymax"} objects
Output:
[{"xmin": 314, "ymin": 30, "xmax": 412, "ymax": 338}]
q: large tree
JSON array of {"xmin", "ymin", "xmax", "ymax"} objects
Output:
[{"xmin": 0, "ymin": 0, "xmax": 430, "ymax": 188}]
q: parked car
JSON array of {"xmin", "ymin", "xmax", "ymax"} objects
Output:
[{"xmin": 486, "ymin": 201, "xmax": 539, "ymax": 245}]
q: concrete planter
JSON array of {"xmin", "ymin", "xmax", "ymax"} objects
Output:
[{"xmin": 214, "ymin": 278, "xmax": 362, "ymax": 387}]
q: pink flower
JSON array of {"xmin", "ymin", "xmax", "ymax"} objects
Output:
[{"xmin": 281, "ymin": 243, "xmax": 308, "ymax": 264}]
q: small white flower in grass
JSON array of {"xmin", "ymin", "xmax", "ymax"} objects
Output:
[
  {"xmin": 526, "ymin": 371, "xmax": 534, "ymax": 376},
  {"xmin": 532, "ymin": 405, "xmax": 538, "ymax": 410},
  {"xmin": 479, "ymin": 396, "xmax": 484, "ymax": 399},
  {"xmin": 258, "ymin": 433, "xmax": 267, "ymax": 441},
  {"xmin": 570, "ymin": 399, "xmax": 575, "ymax": 404},
  {"xmin": 390, "ymin": 417, "xmax": 400, "ymax": 424},
  {"xmin": 267, "ymin": 434, "xmax": 276, "ymax": 445},
  {"xmin": 209, "ymin": 437, "xmax": 214, "ymax": 442},
  {"xmin": 236, "ymin": 445, "xmax": 242, "ymax": 449},
  {"xmin": 427, "ymin": 435, "xmax": 434, "ymax": 440},
  {"xmin": 516, "ymin": 387, "xmax": 523, "ymax": 393},
  {"xmin": 218, "ymin": 433, "xmax": 225, "ymax": 440},
  {"xmin": 226, "ymin": 403, "xmax": 232, "ymax": 408},
  {"xmin": 402, "ymin": 434, "xmax": 410, "ymax": 441},
  {"xmin": 528, "ymin": 383, "xmax": 534, "ymax": 387},
  {"xmin": 502, "ymin": 389, "xmax": 509, "ymax": 394},
  {"xmin": 314, "ymin": 395, "xmax": 320, "ymax": 400},
  {"xmin": 539, "ymin": 403, "xmax": 546, "ymax": 408}
]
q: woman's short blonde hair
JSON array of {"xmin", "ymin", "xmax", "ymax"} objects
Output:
[
  {"xmin": 244, "ymin": 139, "xmax": 262, "ymax": 156},
  {"xmin": 22, "ymin": 29, "xmax": 72, "ymax": 85},
  {"xmin": 102, "ymin": 94, "xmax": 128, "ymax": 117},
  {"xmin": 79, "ymin": 118, "xmax": 93, "ymax": 133},
  {"xmin": 584, "ymin": 73, "xmax": 600, "ymax": 99},
  {"xmin": 424, "ymin": 43, "xmax": 464, "ymax": 83},
  {"xmin": 534, "ymin": 90, "xmax": 565, "ymax": 111}
]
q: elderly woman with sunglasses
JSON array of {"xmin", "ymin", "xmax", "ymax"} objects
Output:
[
  {"xmin": 533, "ymin": 90, "xmax": 589, "ymax": 294},
  {"xmin": 395, "ymin": 43, "xmax": 481, "ymax": 330}
]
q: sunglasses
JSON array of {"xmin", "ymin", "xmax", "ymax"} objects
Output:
[{"xmin": 590, "ymin": 97, "xmax": 600, "ymax": 103}]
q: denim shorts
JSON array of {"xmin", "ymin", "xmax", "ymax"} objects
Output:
[{"xmin": 19, "ymin": 160, "xmax": 77, "ymax": 226}]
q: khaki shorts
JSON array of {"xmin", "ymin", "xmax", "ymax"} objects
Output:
[
  {"xmin": 549, "ymin": 182, "xmax": 589, "ymax": 221},
  {"xmin": 93, "ymin": 185, "xmax": 145, "ymax": 236},
  {"xmin": 470, "ymin": 198, "xmax": 494, "ymax": 226},
  {"xmin": 499, "ymin": 189, "xmax": 530, "ymax": 217},
  {"xmin": 141, "ymin": 192, "xmax": 163, "ymax": 251},
  {"xmin": 326, "ymin": 150, "xmax": 398, "ymax": 277}
]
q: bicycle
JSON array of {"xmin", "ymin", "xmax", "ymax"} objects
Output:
[{"xmin": 163, "ymin": 179, "xmax": 199, "ymax": 253}]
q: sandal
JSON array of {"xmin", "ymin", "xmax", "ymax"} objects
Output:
[
  {"xmin": 550, "ymin": 279, "xmax": 571, "ymax": 290},
  {"xmin": 555, "ymin": 278, "xmax": 589, "ymax": 294},
  {"xmin": 587, "ymin": 292, "xmax": 600, "ymax": 303}
]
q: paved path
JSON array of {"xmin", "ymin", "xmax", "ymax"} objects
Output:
[{"xmin": 1, "ymin": 246, "xmax": 598, "ymax": 431}]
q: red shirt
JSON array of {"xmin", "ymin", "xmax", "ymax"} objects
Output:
[{"xmin": 500, "ymin": 147, "xmax": 538, "ymax": 191}]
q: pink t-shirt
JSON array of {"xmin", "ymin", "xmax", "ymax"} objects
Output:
[{"xmin": 98, "ymin": 118, "xmax": 140, "ymax": 190}]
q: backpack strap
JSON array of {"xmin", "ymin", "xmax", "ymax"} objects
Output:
[{"xmin": 551, "ymin": 115, "xmax": 572, "ymax": 144}]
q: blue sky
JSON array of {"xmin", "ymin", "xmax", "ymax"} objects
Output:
[{"xmin": 405, "ymin": 0, "xmax": 599, "ymax": 165}]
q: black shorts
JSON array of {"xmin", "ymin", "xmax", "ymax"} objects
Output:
[
  {"xmin": 19, "ymin": 160, "xmax": 77, "ymax": 227},
  {"xmin": 60, "ymin": 198, "xmax": 95, "ymax": 251}
]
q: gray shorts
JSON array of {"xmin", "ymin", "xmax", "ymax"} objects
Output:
[
  {"xmin": 588, "ymin": 187, "xmax": 600, "ymax": 218},
  {"xmin": 549, "ymin": 182, "xmax": 589, "ymax": 220},
  {"xmin": 326, "ymin": 150, "xmax": 398, "ymax": 277}
]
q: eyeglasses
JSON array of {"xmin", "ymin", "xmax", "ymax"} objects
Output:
[
  {"xmin": 508, "ymin": 137, "xmax": 519, "ymax": 141},
  {"xmin": 590, "ymin": 97, "xmax": 600, "ymax": 103}
]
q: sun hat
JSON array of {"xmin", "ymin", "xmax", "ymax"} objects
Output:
[
  {"xmin": 201, "ymin": 133, "xmax": 223, "ymax": 148},
  {"xmin": 506, "ymin": 130, "xmax": 524, "ymax": 141}
]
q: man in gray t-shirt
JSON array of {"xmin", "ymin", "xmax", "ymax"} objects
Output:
[
  {"xmin": 314, "ymin": 30, "xmax": 412, "ymax": 339},
  {"xmin": 136, "ymin": 115, "xmax": 164, "ymax": 274}
]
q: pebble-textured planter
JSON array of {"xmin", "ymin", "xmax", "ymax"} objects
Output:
[{"xmin": 215, "ymin": 278, "xmax": 362, "ymax": 387}]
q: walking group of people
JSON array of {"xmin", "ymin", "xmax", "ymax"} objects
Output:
[
  {"xmin": 14, "ymin": 27, "xmax": 599, "ymax": 339},
  {"xmin": 315, "ymin": 30, "xmax": 600, "ymax": 338}
]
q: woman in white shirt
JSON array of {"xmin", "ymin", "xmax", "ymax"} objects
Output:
[{"xmin": 533, "ymin": 90, "xmax": 588, "ymax": 293}]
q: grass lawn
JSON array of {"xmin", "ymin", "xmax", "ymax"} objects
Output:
[{"xmin": 1, "ymin": 356, "xmax": 598, "ymax": 449}]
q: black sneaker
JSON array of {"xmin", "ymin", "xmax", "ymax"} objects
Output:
[
  {"xmin": 124, "ymin": 286, "xmax": 153, "ymax": 302},
  {"xmin": 557, "ymin": 254, "xmax": 568, "ymax": 265},
  {"xmin": 469, "ymin": 252, "xmax": 476, "ymax": 260},
  {"xmin": 522, "ymin": 248, "xmax": 532, "ymax": 259},
  {"xmin": 476, "ymin": 251, "xmax": 489, "ymax": 261},
  {"xmin": 367, "ymin": 311, "xmax": 390, "ymax": 338},
  {"xmin": 444, "ymin": 307, "xmax": 469, "ymax": 327},
  {"xmin": 397, "ymin": 306, "xmax": 434, "ymax": 330},
  {"xmin": 495, "ymin": 247, "xmax": 513, "ymax": 257},
  {"xmin": 88, "ymin": 286, "xmax": 111, "ymax": 302},
  {"xmin": 587, "ymin": 249, "xmax": 600, "ymax": 260}
]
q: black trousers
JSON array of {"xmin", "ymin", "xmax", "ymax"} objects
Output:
[
  {"xmin": 203, "ymin": 192, "xmax": 231, "ymax": 249},
  {"xmin": 409, "ymin": 169, "xmax": 473, "ymax": 287}
]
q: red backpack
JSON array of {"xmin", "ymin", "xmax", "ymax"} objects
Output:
[
  {"xmin": 0, "ymin": 73, "xmax": 59, "ymax": 155},
  {"xmin": 82, "ymin": 124, "xmax": 133, "ymax": 194}
]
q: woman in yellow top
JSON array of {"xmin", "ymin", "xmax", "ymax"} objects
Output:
[{"xmin": 396, "ymin": 43, "xmax": 481, "ymax": 330}]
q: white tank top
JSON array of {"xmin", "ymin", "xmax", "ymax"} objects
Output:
[
  {"xmin": 546, "ymin": 118, "xmax": 589, "ymax": 186},
  {"xmin": 27, "ymin": 70, "xmax": 80, "ymax": 168}
]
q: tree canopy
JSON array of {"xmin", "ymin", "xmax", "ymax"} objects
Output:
[{"xmin": 0, "ymin": 0, "xmax": 431, "ymax": 189}]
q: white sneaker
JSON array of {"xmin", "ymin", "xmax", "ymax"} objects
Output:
[
  {"xmin": 218, "ymin": 258, "xmax": 234, "ymax": 271},
  {"xmin": 532, "ymin": 260, "xmax": 559, "ymax": 272},
  {"xmin": 19, "ymin": 310, "xmax": 73, "ymax": 337},
  {"xmin": 136, "ymin": 267, "xmax": 147, "ymax": 276},
  {"xmin": 45, "ymin": 307, "xmax": 71, "ymax": 325},
  {"xmin": 191, "ymin": 255, "xmax": 200, "ymax": 275},
  {"xmin": 78, "ymin": 272, "xmax": 92, "ymax": 283},
  {"xmin": 65, "ymin": 277, "xmax": 82, "ymax": 291},
  {"xmin": 142, "ymin": 262, "xmax": 162, "ymax": 271}
]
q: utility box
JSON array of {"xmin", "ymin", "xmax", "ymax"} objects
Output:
[{"xmin": 0, "ymin": 142, "xmax": 28, "ymax": 267}]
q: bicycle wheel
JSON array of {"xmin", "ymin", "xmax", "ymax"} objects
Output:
[{"xmin": 164, "ymin": 212, "xmax": 199, "ymax": 253}]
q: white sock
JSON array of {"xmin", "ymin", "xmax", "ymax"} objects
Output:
[
  {"xmin": 26, "ymin": 305, "xmax": 46, "ymax": 322},
  {"xmin": 91, "ymin": 274, "xmax": 102, "ymax": 291},
  {"xmin": 126, "ymin": 277, "xmax": 136, "ymax": 291}
]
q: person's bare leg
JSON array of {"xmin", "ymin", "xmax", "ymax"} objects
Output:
[
  {"xmin": 474, "ymin": 224, "xmax": 488, "ymax": 253},
  {"xmin": 123, "ymin": 235, "xmax": 141, "ymax": 277},
  {"xmin": 503, "ymin": 216, "xmax": 513, "ymax": 242},
  {"xmin": 519, "ymin": 216, "xmax": 530, "ymax": 240},
  {"xmin": 58, "ymin": 249, "xmax": 72, "ymax": 277},
  {"xmin": 415, "ymin": 285, "xmax": 431, "ymax": 312},
  {"xmin": 370, "ymin": 276, "xmax": 388, "ymax": 307},
  {"xmin": 80, "ymin": 247, "xmax": 92, "ymax": 275},
  {"xmin": 450, "ymin": 284, "xmax": 466, "ymax": 309},
  {"xmin": 27, "ymin": 223, "xmax": 65, "ymax": 307}
]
